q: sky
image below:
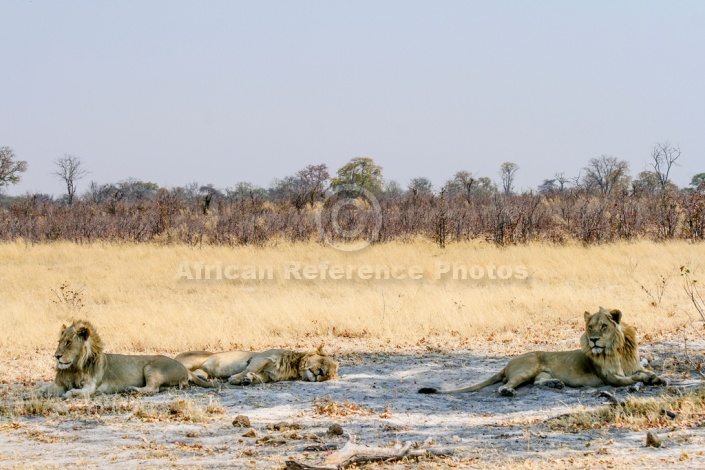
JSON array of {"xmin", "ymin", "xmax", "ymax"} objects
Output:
[{"xmin": 2, "ymin": 1, "xmax": 704, "ymax": 197}]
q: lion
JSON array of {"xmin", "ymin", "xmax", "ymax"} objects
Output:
[
  {"xmin": 40, "ymin": 320, "xmax": 212, "ymax": 398},
  {"xmin": 418, "ymin": 308, "xmax": 665, "ymax": 397},
  {"xmin": 175, "ymin": 345, "xmax": 338, "ymax": 386}
]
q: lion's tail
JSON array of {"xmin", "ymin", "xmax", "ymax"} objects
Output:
[
  {"xmin": 418, "ymin": 368, "xmax": 505, "ymax": 395},
  {"xmin": 188, "ymin": 370, "xmax": 214, "ymax": 388}
]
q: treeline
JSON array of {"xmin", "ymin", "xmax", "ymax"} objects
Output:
[
  {"xmin": 1, "ymin": 174, "xmax": 704, "ymax": 246},
  {"xmin": 1, "ymin": 148, "xmax": 704, "ymax": 246}
]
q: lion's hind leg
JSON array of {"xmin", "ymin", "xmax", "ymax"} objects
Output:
[
  {"xmin": 499, "ymin": 354, "xmax": 543, "ymax": 397},
  {"xmin": 533, "ymin": 371, "xmax": 564, "ymax": 389},
  {"xmin": 128, "ymin": 366, "xmax": 173, "ymax": 395}
]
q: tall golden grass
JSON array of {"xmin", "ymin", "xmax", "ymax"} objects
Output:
[{"xmin": 1, "ymin": 240, "xmax": 703, "ymax": 355}]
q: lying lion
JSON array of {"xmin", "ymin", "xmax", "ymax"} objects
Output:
[
  {"xmin": 175, "ymin": 345, "xmax": 338, "ymax": 385},
  {"xmin": 419, "ymin": 307, "xmax": 665, "ymax": 397},
  {"xmin": 41, "ymin": 320, "xmax": 212, "ymax": 398}
]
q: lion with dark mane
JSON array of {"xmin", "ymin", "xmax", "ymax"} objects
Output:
[
  {"xmin": 41, "ymin": 320, "xmax": 212, "ymax": 398},
  {"xmin": 419, "ymin": 308, "xmax": 665, "ymax": 397},
  {"xmin": 175, "ymin": 346, "xmax": 338, "ymax": 386}
]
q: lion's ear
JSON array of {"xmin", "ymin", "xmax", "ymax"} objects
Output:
[
  {"xmin": 76, "ymin": 326, "xmax": 90, "ymax": 340},
  {"xmin": 60, "ymin": 324, "xmax": 67, "ymax": 334},
  {"xmin": 583, "ymin": 311, "xmax": 592, "ymax": 324},
  {"xmin": 315, "ymin": 344, "xmax": 325, "ymax": 356},
  {"xmin": 609, "ymin": 309, "xmax": 622, "ymax": 324}
]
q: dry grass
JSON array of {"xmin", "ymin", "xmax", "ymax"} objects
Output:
[
  {"xmin": 134, "ymin": 397, "xmax": 225, "ymax": 423},
  {"xmin": 312, "ymin": 396, "xmax": 378, "ymax": 417},
  {"xmin": 1, "ymin": 239, "xmax": 704, "ymax": 359},
  {"xmin": 0, "ymin": 391, "xmax": 225, "ymax": 422},
  {"xmin": 547, "ymin": 388, "xmax": 705, "ymax": 432}
]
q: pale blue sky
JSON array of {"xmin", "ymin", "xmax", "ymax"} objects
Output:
[{"xmin": 2, "ymin": 1, "xmax": 704, "ymax": 196}]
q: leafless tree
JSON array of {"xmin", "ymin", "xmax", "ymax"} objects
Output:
[
  {"xmin": 53, "ymin": 154, "xmax": 89, "ymax": 205},
  {"xmin": 499, "ymin": 162, "xmax": 519, "ymax": 195},
  {"xmin": 649, "ymin": 141, "xmax": 681, "ymax": 191},
  {"xmin": 0, "ymin": 146, "xmax": 28, "ymax": 191},
  {"xmin": 554, "ymin": 172, "xmax": 570, "ymax": 192},
  {"xmin": 582, "ymin": 155, "xmax": 630, "ymax": 195},
  {"xmin": 296, "ymin": 163, "xmax": 330, "ymax": 206}
]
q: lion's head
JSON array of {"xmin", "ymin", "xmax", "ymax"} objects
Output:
[
  {"xmin": 54, "ymin": 320, "xmax": 104, "ymax": 371},
  {"xmin": 300, "ymin": 345, "xmax": 338, "ymax": 382},
  {"xmin": 581, "ymin": 307, "xmax": 630, "ymax": 358}
]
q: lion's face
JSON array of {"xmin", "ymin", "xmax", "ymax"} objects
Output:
[
  {"xmin": 301, "ymin": 354, "xmax": 339, "ymax": 382},
  {"xmin": 583, "ymin": 307, "xmax": 623, "ymax": 356},
  {"xmin": 54, "ymin": 322, "xmax": 95, "ymax": 370}
]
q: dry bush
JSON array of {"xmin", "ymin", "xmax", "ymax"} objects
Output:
[{"xmin": 1, "ymin": 186, "xmax": 703, "ymax": 246}]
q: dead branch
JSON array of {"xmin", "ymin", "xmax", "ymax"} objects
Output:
[
  {"xmin": 285, "ymin": 440, "xmax": 454, "ymax": 470},
  {"xmin": 597, "ymin": 390, "xmax": 624, "ymax": 405}
]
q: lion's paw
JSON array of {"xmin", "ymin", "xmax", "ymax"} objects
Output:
[
  {"xmin": 650, "ymin": 376, "xmax": 668, "ymax": 386},
  {"xmin": 498, "ymin": 386, "xmax": 516, "ymax": 397},
  {"xmin": 543, "ymin": 379, "xmax": 565, "ymax": 389}
]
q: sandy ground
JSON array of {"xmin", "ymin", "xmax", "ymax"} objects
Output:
[{"xmin": 1, "ymin": 344, "xmax": 704, "ymax": 469}]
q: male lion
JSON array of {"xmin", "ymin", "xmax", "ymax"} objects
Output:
[
  {"xmin": 418, "ymin": 308, "xmax": 665, "ymax": 397},
  {"xmin": 41, "ymin": 320, "xmax": 212, "ymax": 398},
  {"xmin": 175, "ymin": 345, "xmax": 338, "ymax": 385}
]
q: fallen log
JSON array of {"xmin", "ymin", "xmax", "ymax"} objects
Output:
[{"xmin": 285, "ymin": 440, "xmax": 453, "ymax": 470}]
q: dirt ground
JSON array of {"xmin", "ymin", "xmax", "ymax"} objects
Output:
[{"xmin": 1, "ymin": 343, "xmax": 704, "ymax": 469}]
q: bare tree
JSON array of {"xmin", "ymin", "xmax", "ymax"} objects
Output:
[
  {"xmin": 0, "ymin": 146, "xmax": 28, "ymax": 191},
  {"xmin": 296, "ymin": 163, "xmax": 330, "ymax": 206},
  {"xmin": 649, "ymin": 141, "xmax": 681, "ymax": 191},
  {"xmin": 554, "ymin": 172, "xmax": 570, "ymax": 192},
  {"xmin": 582, "ymin": 155, "xmax": 630, "ymax": 195},
  {"xmin": 53, "ymin": 154, "xmax": 89, "ymax": 205},
  {"xmin": 499, "ymin": 162, "xmax": 519, "ymax": 195}
]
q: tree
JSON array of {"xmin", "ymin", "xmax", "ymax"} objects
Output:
[
  {"xmin": 270, "ymin": 176, "xmax": 308, "ymax": 209},
  {"xmin": 296, "ymin": 164, "xmax": 330, "ymax": 206},
  {"xmin": 408, "ymin": 177, "xmax": 433, "ymax": 196},
  {"xmin": 54, "ymin": 154, "xmax": 88, "ymax": 205},
  {"xmin": 382, "ymin": 180, "xmax": 403, "ymax": 198},
  {"xmin": 269, "ymin": 164, "xmax": 330, "ymax": 209},
  {"xmin": 443, "ymin": 171, "xmax": 475, "ymax": 197},
  {"xmin": 0, "ymin": 146, "xmax": 28, "ymax": 191},
  {"xmin": 582, "ymin": 155, "xmax": 630, "ymax": 195},
  {"xmin": 331, "ymin": 157, "xmax": 384, "ymax": 194},
  {"xmin": 554, "ymin": 172, "xmax": 570, "ymax": 192},
  {"xmin": 538, "ymin": 179, "xmax": 557, "ymax": 194},
  {"xmin": 227, "ymin": 182, "xmax": 267, "ymax": 201},
  {"xmin": 499, "ymin": 162, "xmax": 519, "ymax": 195},
  {"xmin": 631, "ymin": 171, "xmax": 660, "ymax": 196},
  {"xmin": 443, "ymin": 172, "xmax": 496, "ymax": 199},
  {"xmin": 691, "ymin": 173, "xmax": 705, "ymax": 189},
  {"xmin": 649, "ymin": 141, "xmax": 681, "ymax": 191}
]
